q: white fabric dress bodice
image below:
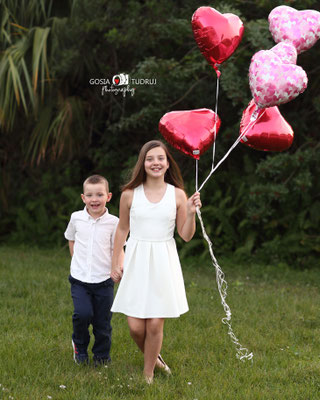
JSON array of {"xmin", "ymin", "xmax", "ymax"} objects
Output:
[{"xmin": 111, "ymin": 183, "xmax": 188, "ymax": 318}]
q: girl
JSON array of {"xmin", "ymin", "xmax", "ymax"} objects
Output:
[{"xmin": 111, "ymin": 140, "xmax": 201, "ymax": 384}]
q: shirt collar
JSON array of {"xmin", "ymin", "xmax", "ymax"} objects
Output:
[{"xmin": 83, "ymin": 206, "xmax": 109, "ymax": 221}]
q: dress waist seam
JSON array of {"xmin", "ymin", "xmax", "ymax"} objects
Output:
[{"xmin": 129, "ymin": 236, "xmax": 173, "ymax": 242}]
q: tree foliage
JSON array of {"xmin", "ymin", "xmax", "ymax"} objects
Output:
[{"xmin": 0, "ymin": 0, "xmax": 319, "ymax": 266}]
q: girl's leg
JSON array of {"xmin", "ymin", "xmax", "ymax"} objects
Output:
[
  {"xmin": 143, "ymin": 318, "xmax": 165, "ymax": 378},
  {"xmin": 127, "ymin": 316, "xmax": 146, "ymax": 353},
  {"xmin": 127, "ymin": 317, "xmax": 165, "ymax": 381}
]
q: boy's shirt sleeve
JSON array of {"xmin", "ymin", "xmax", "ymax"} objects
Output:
[
  {"xmin": 64, "ymin": 215, "xmax": 76, "ymax": 241},
  {"xmin": 110, "ymin": 217, "xmax": 119, "ymax": 251}
]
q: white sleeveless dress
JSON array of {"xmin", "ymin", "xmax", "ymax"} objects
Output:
[{"xmin": 111, "ymin": 183, "xmax": 189, "ymax": 318}]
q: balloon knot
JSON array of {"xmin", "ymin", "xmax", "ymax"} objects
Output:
[{"xmin": 213, "ymin": 64, "xmax": 221, "ymax": 78}]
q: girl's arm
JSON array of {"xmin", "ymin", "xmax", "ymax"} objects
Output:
[
  {"xmin": 176, "ymin": 189, "xmax": 201, "ymax": 242},
  {"xmin": 68, "ymin": 240, "xmax": 75, "ymax": 257},
  {"xmin": 111, "ymin": 190, "xmax": 133, "ymax": 282}
]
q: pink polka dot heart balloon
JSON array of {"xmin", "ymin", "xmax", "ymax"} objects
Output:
[
  {"xmin": 270, "ymin": 42, "xmax": 297, "ymax": 65},
  {"xmin": 249, "ymin": 50, "xmax": 308, "ymax": 109},
  {"xmin": 269, "ymin": 5, "xmax": 320, "ymax": 54}
]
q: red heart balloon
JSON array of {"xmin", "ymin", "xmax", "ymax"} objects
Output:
[
  {"xmin": 192, "ymin": 7, "xmax": 244, "ymax": 70},
  {"xmin": 159, "ymin": 109, "xmax": 221, "ymax": 159},
  {"xmin": 240, "ymin": 100, "xmax": 294, "ymax": 152}
]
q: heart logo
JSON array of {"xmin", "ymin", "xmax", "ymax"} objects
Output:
[
  {"xmin": 159, "ymin": 109, "xmax": 221, "ymax": 159},
  {"xmin": 240, "ymin": 100, "xmax": 294, "ymax": 152},
  {"xmin": 269, "ymin": 5, "xmax": 320, "ymax": 54},
  {"xmin": 192, "ymin": 7, "xmax": 244, "ymax": 68},
  {"xmin": 249, "ymin": 50, "xmax": 308, "ymax": 108},
  {"xmin": 114, "ymin": 78, "xmax": 120, "ymax": 85},
  {"xmin": 270, "ymin": 42, "xmax": 297, "ymax": 64}
]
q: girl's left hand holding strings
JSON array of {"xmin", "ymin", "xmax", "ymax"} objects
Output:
[{"xmin": 187, "ymin": 192, "xmax": 202, "ymax": 214}]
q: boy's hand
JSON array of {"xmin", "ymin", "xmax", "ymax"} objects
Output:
[{"xmin": 111, "ymin": 265, "xmax": 123, "ymax": 283}]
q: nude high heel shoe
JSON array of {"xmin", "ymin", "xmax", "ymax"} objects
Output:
[
  {"xmin": 144, "ymin": 374, "xmax": 154, "ymax": 384},
  {"xmin": 156, "ymin": 354, "xmax": 171, "ymax": 375}
]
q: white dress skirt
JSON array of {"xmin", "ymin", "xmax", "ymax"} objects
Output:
[{"xmin": 111, "ymin": 183, "xmax": 189, "ymax": 318}]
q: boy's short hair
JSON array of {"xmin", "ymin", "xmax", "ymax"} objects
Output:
[{"xmin": 83, "ymin": 175, "xmax": 109, "ymax": 192}]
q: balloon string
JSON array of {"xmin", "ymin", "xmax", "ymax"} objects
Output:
[
  {"xmin": 211, "ymin": 74, "xmax": 220, "ymax": 169},
  {"xmin": 195, "ymin": 72, "xmax": 220, "ymax": 192},
  {"xmin": 195, "ymin": 158, "xmax": 199, "ymax": 192},
  {"xmin": 196, "ymin": 206, "xmax": 253, "ymax": 362},
  {"xmin": 198, "ymin": 108, "xmax": 265, "ymax": 192}
]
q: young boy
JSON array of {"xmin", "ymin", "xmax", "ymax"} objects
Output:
[{"xmin": 64, "ymin": 175, "xmax": 122, "ymax": 365}]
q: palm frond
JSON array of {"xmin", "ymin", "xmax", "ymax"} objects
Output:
[
  {"xmin": 27, "ymin": 96, "xmax": 88, "ymax": 164},
  {"xmin": 0, "ymin": 37, "xmax": 34, "ymax": 127},
  {"xmin": 28, "ymin": 104, "xmax": 53, "ymax": 164},
  {"xmin": 0, "ymin": 6, "xmax": 12, "ymax": 46},
  {"xmin": 3, "ymin": 0, "xmax": 52, "ymax": 27},
  {"xmin": 0, "ymin": 23, "xmax": 52, "ymax": 129},
  {"xmin": 32, "ymin": 27, "xmax": 51, "ymax": 99}
]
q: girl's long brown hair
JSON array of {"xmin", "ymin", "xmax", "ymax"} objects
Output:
[{"xmin": 122, "ymin": 140, "xmax": 184, "ymax": 192}]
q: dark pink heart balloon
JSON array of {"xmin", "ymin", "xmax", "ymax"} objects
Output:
[
  {"xmin": 269, "ymin": 5, "xmax": 320, "ymax": 54},
  {"xmin": 159, "ymin": 109, "xmax": 221, "ymax": 159},
  {"xmin": 240, "ymin": 100, "xmax": 294, "ymax": 152}
]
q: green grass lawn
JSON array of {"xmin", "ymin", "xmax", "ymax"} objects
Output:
[{"xmin": 0, "ymin": 245, "xmax": 320, "ymax": 400}]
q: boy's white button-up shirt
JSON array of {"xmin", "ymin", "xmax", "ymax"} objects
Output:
[{"xmin": 64, "ymin": 207, "xmax": 119, "ymax": 283}]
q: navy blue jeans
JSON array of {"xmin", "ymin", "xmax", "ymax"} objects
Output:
[{"xmin": 69, "ymin": 275, "xmax": 114, "ymax": 360}]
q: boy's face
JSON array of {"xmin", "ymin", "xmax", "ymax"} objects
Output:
[{"xmin": 81, "ymin": 183, "xmax": 112, "ymax": 219}]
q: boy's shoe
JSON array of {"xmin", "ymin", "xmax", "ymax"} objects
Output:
[
  {"xmin": 93, "ymin": 356, "xmax": 111, "ymax": 367},
  {"xmin": 72, "ymin": 340, "xmax": 89, "ymax": 365}
]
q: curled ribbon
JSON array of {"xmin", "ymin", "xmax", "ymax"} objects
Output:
[{"xmin": 196, "ymin": 206, "xmax": 253, "ymax": 361}]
